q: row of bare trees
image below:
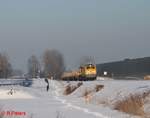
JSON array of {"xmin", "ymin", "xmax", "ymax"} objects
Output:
[
  {"xmin": 28, "ymin": 55, "xmax": 40, "ymax": 78},
  {"xmin": 27, "ymin": 49, "xmax": 65, "ymax": 80},
  {"xmin": 0, "ymin": 53, "xmax": 12, "ymax": 78},
  {"xmin": 0, "ymin": 49, "xmax": 65, "ymax": 79}
]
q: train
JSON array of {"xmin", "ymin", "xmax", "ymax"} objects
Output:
[{"xmin": 61, "ymin": 63, "xmax": 97, "ymax": 81}]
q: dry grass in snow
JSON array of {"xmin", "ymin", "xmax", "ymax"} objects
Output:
[
  {"xmin": 114, "ymin": 94, "xmax": 144, "ymax": 116},
  {"xmin": 82, "ymin": 84, "xmax": 104, "ymax": 104},
  {"xmin": 82, "ymin": 84, "xmax": 104, "ymax": 97},
  {"xmin": 62, "ymin": 81, "xmax": 150, "ymax": 117},
  {"xmin": 95, "ymin": 85, "xmax": 104, "ymax": 92},
  {"xmin": 114, "ymin": 90, "xmax": 150, "ymax": 117},
  {"xmin": 63, "ymin": 82, "xmax": 83, "ymax": 95}
]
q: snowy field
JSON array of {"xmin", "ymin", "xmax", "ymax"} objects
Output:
[{"xmin": 0, "ymin": 78, "xmax": 150, "ymax": 118}]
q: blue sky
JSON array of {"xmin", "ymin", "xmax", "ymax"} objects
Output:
[{"xmin": 0, "ymin": 0, "xmax": 150, "ymax": 72}]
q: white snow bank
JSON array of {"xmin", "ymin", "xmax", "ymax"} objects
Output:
[
  {"xmin": 66, "ymin": 80, "xmax": 150, "ymax": 106},
  {"xmin": 31, "ymin": 78, "xmax": 47, "ymax": 88},
  {"xmin": 53, "ymin": 81, "xmax": 111, "ymax": 118},
  {"xmin": 97, "ymin": 77, "xmax": 113, "ymax": 80},
  {"xmin": 91, "ymin": 80, "xmax": 150, "ymax": 106},
  {"xmin": 0, "ymin": 89, "xmax": 34, "ymax": 99},
  {"xmin": 60, "ymin": 80, "xmax": 150, "ymax": 117}
]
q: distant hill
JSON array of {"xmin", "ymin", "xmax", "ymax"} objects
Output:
[{"xmin": 96, "ymin": 57, "xmax": 150, "ymax": 78}]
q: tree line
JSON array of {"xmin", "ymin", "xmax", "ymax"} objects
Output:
[
  {"xmin": 27, "ymin": 49, "xmax": 65, "ymax": 79},
  {"xmin": 0, "ymin": 49, "xmax": 65, "ymax": 80},
  {"xmin": 0, "ymin": 53, "xmax": 12, "ymax": 78}
]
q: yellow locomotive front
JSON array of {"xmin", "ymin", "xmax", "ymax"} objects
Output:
[{"xmin": 79, "ymin": 64, "xmax": 97, "ymax": 80}]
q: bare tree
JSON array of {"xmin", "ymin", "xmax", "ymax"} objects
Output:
[
  {"xmin": 28, "ymin": 55, "xmax": 40, "ymax": 78},
  {"xmin": 43, "ymin": 49, "xmax": 65, "ymax": 80},
  {"xmin": 0, "ymin": 53, "xmax": 12, "ymax": 78}
]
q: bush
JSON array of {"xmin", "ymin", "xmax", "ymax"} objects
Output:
[
  {"xmin": 64, "ymin": 84, "xmax": 76, "ymax": 95},
  {"xmin": 144, "ymin": 75, "xmax": 150, "ymax": 80},
  {"xmin": 64, "ymin": 82, "xmax": 83, "ymax": 95},
  {"xmin": 114, "ymin": 94, "xmax": 144, "ymax": 116},
  {"xmin": 95, "ymin": 85, "xmax": 104, "ymax": 92}
]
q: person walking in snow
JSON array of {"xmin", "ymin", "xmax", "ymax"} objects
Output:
[
  {"xmin": 45, "ymin": 78, "xmax": 49, "ymax": 91},
  {"xmin": 46, "ymin": 84, "xmax": 49, "ymax": 91}
]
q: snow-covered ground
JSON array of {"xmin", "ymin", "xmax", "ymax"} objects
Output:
[
  {"xmin": 0, "ymin": 89, "xmax": 34, "ymax": 99},
  {"xmin": 0, "ymin": 78, "xmax": 150, "ymax": 118}
]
